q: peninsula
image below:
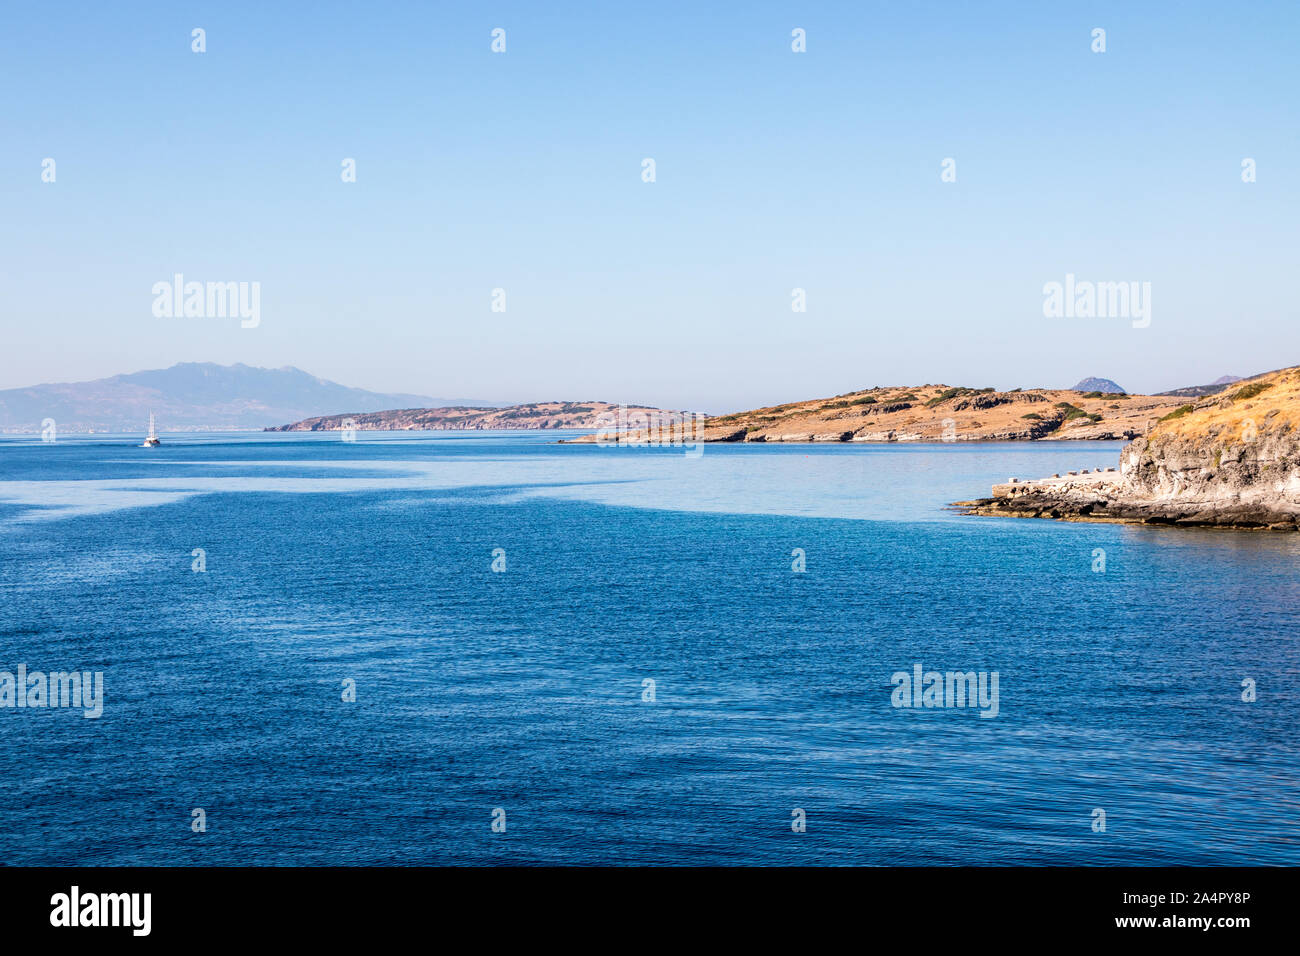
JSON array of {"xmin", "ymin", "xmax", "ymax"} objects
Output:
[
  {"xmin": 267, "ymin": 401, "xmax": 679, "ymax": 432},
  {"xmin": 567, "ymin": 383, "xmax": 1194, "ymax": 444}
]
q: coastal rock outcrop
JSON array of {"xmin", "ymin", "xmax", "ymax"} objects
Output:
[{"xmin": 957, "ymin": 368, "xmax": 1300, "ymax": 529}]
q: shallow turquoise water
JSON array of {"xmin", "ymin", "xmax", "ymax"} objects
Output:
[{"xmin": 1, "ymin": 432, "xmax": 1297, "ymax": 864}]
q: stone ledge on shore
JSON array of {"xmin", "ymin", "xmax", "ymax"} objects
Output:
[{"xmin": 955, "ymin": 468, "xmax": 1300, "ymax": 531}]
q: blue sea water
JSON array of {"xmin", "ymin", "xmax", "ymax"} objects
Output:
[{"xmin": 1, "ymin": 432, "xmax": 1297, "ymax": 865}]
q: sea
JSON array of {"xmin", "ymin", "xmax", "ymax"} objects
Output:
[{"xmin": 1, "ymin": 431, "xmax": 1297, "ymax": 865}]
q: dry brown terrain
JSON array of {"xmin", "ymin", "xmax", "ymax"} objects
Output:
[
  {"xmin": 1147, "ymin": 367, "xmax": 1300, "ymax": 439},
  {"xmin": 956, "ymin": 366, "xmax": 1300, "ymax": 529},
  {"xmin": 573, "ymin": 384, "xmax": 1192, "ymax": 444}
]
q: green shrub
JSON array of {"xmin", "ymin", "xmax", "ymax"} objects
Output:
[
  {"xmin": 1230, "ymin": 382, "xmax": 1274, "ymax": 402},
  {"xmin": 1160, "ymin": 404, "xmax": 1195, "ymax": 422},
  {"xmin": 926, "ymin": 387, "xmax": 968, "ymax": 407}
]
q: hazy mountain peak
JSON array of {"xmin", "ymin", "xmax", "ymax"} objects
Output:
[
  {"xmin": 1071, "ymin": 377, "xmax": 1127, "ymax": 394},
  {"xmin": 0, "ymin": 362, "xmax": 500, "ymax": 432},
  {"xmin": 1157, "ymin": 373, "xmax": 1251, "ymax": 398}
]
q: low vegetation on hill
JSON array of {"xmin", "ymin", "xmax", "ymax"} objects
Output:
[
  {"xmin": 1146, "ymin": 367, "xmax": 1299, "ymax": 440},
  {"xmin": 606, "ymin": 383, "xmax": 1191, "ymax": 444}
]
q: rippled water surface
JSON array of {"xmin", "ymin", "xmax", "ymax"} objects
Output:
[{"xmin": 2, "ymin": 432, "xmax": 1297, "ymax": 864}]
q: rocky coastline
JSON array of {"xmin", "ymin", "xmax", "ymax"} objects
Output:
[{"xmin": 955, "ymin": 368, "xmax": 1300, "ymax": 530}]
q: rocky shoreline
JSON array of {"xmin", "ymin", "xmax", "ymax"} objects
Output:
[
  {"xmin": 954, "ymin": 475, "xmax": 1300, "ymax": 530},
  {"xmin": 955, "ymin": 368, "xmax": 1300, "ymax": 531}
]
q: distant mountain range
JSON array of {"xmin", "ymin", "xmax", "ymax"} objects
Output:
[
  {"xmin": 0, "ymin": 362, "xmax": 1272, "ymax": 434},
  {"xmin": 0, "ymin": 363, "xmax": 499, "ymax": 432}
]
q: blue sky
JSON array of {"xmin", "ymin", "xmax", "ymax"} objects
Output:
[{"xmin": 2, "ymin": 1, "xmax": 1297, "ymax": 410}]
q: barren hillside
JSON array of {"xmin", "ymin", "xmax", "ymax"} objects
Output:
[{"xmin": 573, "ymin": 384, "xmax": 1191, "ymax": 444}]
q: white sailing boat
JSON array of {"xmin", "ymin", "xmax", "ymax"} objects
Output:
[{"xmin": 141, "ymin": 412, "xmax": 160, "ymax": 447}]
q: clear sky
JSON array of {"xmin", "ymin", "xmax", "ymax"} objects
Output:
[{"xmin": 2, "ymin": 1, "xmax": 1297, "ymax": 411}]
